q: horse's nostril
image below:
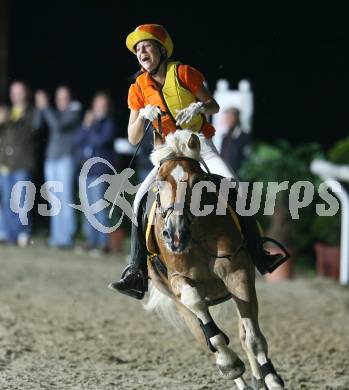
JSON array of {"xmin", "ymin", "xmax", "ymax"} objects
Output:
[
  {"xmin": 163, "ymin": 229, "xmax": 170, "ymax": 239},
  {"xmin": 182, "ymin": 230, "xmax": 190, "ymax": 242}
]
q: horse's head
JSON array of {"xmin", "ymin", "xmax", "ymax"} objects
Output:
[{"xmin": 151, "ymin": 130, "xmax": 204, "ymax": 254}]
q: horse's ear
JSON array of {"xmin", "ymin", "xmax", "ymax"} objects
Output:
[{"xmin": 188, "ymin": 133, "xmax": 200, "ymax": 151}]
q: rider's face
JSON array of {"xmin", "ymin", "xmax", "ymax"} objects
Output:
[{"xmin": 136, "ymin": 40, "xmax": 161, "ymax": 73}]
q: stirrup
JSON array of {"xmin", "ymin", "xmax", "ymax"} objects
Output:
[
  {"xmin": 108, "ymin": 265, "xmax": 146, "ymax": 300},
  {"xmin": 108, "ymin": 281, "xmax": 145, "ymax": 300},
  {"xmin": 262, "ymin": 237, "xmax": 290, "ymax": 273}
]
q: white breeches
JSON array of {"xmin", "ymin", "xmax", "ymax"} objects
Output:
[{"xmin": 133, "ymin": 133, "xmax": 238, "ymax": 214}]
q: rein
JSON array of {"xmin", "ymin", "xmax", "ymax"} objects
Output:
[{"xmin": 109, "ymin": 111, "xmax": 163, "ymax": 218}]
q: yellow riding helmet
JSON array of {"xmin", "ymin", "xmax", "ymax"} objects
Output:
[{"xmin": 126, "ymin": 24, "xmax": 173, "ymax": 57}]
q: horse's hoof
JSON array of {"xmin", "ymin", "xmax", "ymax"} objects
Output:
[
  {"xmin": 264, "ymin": 379, "xmax": 284, "ymax": 390},
  {"xmin": 218, "ymin": 357, "xmax": 245, "ymax": 379}
]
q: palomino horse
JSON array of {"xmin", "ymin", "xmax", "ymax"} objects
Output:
[{"xmin": 144, "ymin": 130, "xmax": 284, "ymax": 390}]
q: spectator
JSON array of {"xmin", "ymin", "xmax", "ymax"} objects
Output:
[
  {"xmin": 0, "ymin": 105, "xmax": 9, "ymax": 243},
  {"xmin": 0, "ymin": 82, "xmax": 38, "ymax": 247},
  {"xmin": 35, "ymin": 86, "xmax": 81, "ymax": 249},
  {"xmin": 220, "ymin": 107, "xmax": 251, "ymax": 172},
  {"xmin": 74, "ymin": 91, "xmax": 117, "ymax": 252}
]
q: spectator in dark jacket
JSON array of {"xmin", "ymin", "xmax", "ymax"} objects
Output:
[
  {"xmin": 220, "ymin": 107, "xmax": 251, "ymax": 172},
  {"xmin": 74, "ymin": 91, "xmax": 117, "ymax": 252},
  {"xmin": 0, "ymin": 82, "xmax": 38, "ymax": 247},
  {"xmin": 34, "ymin": 86, "xmax": 81, "ymax": 248},
  {"xmin": 0, "ymin": 105, "xmax": 9, "ymax": 243}
]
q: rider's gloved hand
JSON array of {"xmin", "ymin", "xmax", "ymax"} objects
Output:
[
  {"xmin": 139, "ymin": 105, "xmax": 161, "ymax": 122},
  {"xmin": 175, "ymin": 102, "xmax": 204, "ymax": 126}
]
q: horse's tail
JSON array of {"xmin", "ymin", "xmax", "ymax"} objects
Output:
[{"xmin": 143, "ymin": 283, "xmax": 183, "ymax": 329}]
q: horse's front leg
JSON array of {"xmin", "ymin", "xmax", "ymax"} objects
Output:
[
  {"xmin": 214, "ymin": 256, "xmax": 284, "ymax": 390},
  {"xmin": 171, "ymin": 275, "xmax": 252, "ymax": 390}
]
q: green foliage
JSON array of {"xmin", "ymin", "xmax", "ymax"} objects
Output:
[
  {"xmin": 290, "ymin": 205, "xmax": 318, "ymax": 252},
  {"xmin": 239, "ymin": 140, "xmax": 323, "ymax": 184},
  {"xmin": 308, "ymin": 137, "xmax": 348, "ymax": 247},
  {"xmin": 328, "ymin": 136, "xmax": 349, "ymax": 165},
  {"xmin": 311, "ymin": 213, "xmax": 341, "ymax": 246},
  {"xmin": 239, "ymin": 140, "xmax": 324, "ymax": 259}
]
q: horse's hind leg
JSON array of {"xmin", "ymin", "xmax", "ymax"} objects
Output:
[
  {"xmin": 238, "ymin": 317, "xmax": 265, "ymax": 390},
  {"xmin": 171, "ymin": 276, "xmax": 252, "ymax": 390},
  {"xmin": 217, "ymin": 258, "xmax": 284, "ymax": 389},
  {"xmin": 236, "ymin": 285, "xmax": 266, "ymax": 390}
]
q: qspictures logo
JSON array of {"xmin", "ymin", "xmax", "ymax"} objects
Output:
[{"xmin": 8, "ymin": 157, "xmax": 340, "ymax": 232}]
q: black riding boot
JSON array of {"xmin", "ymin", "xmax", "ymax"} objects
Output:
[
  {"xmin": 238, "ymin": 215, "xmax": 289, "ymax": 274},
  {"xmin": 109, "ymin": 198, "xmax": 148, "ymax": 300}
]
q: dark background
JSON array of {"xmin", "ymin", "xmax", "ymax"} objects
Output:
[{"xmin": 6, "ymin": 2, "xmax": 349, "ymax": 147}]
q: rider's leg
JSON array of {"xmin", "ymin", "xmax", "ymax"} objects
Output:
[
  {"xmin": 237, "ymin": 214, "xmax": 289, "ymax": 274},
  {"xmin": 199, "ymin": 135, "xmax": 287, "ymax": 274},
  {"xmin": 198, "ymin": 134, "xmax": 239, "ymax": 180},
  {"xmin": 109, "ymin": 166, "xmax": 158, "ymax": 299}
]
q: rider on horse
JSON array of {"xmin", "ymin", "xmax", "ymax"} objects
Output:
[{"xmin": 109, "ymin": 24, "xmax": 287, "ymax": 299}]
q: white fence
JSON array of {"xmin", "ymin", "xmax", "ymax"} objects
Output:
[
  {"xmin": 311, "ymin": 159, "xmax": 349, "ymax": 285},
  {"xmin": 212, "ymin": 79, "xmax": 254, "ymax": 152}
]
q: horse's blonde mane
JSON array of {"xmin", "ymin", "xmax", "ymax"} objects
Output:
[{"xmin": 150, "ymin": 130, "xmax": 201, "ymax": 166}]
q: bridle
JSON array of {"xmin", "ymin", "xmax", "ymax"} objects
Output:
[
  {"xmin": 155, "ymin": 155, "xmax": 236, "ymax": 261},
  {"xmin": 155, "ymin": 156, "xmax": 203, "ymax": 226}
]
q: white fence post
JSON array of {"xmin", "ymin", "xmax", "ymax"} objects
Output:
[
  {"xmin": 212, "ymin": 79, "xmax": 254, "ymax": 152},
  {"xmin": 310, "ymin": 159, "xmax": 349, "ymax": 285}
]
